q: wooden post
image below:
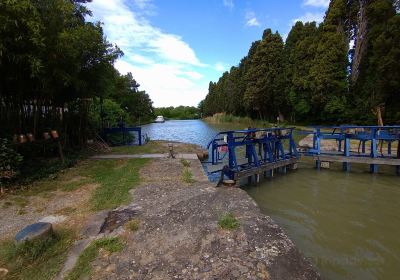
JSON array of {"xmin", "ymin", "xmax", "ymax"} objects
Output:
[{"xmin": 57, "ymin": 139, "xmax": 65, "ymax": 165}]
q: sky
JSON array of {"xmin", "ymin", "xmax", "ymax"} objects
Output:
[{"xmin": 87, "ymin": 0, "xmax": 330, "ymax": 107}]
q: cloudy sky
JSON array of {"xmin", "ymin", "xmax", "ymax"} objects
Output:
[{"xmin": 87, "ymin": 0, "xmax": 329, "ymax": 107}]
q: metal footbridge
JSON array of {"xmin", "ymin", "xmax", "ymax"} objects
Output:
[
  {"xmin": 299, "ymin": 125, "xmax": 400, "ymax": 174},
  {"xmin": 206, "ymin": 125, "xmax": 400, "ymax": 184},
  {"xmin": 206, "ymin": 127, "xmax": 298, "ymax": 182}
]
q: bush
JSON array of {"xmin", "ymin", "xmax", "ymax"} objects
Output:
[
  {"xmin": 0, "ymin": 138, "xmax": 23, "ymax": 189},
  {"xmin": 181, "ymin": 167, "xmax": 195, "ymax": 184},
  {"xmin": 218, "ymin": 213, "xmax": 240, "ymax": 230}
]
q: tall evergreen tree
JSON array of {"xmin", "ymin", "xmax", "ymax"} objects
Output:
[{"xmin": 244, "ymin": 29, "xmax": 285, "ymax": 120}]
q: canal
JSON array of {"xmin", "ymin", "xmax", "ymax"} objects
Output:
[{"xmin": 141, "ymin": 120, "xmax": 400, "ymax": 280}]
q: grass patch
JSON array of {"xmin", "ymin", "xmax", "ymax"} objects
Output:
[
  {"xmin": 218, "ymin": 213, "xmax": 240, "ymax": 230},
  {"xmin": 125, "ymin": 219, "xmax": 140, "ymax": 232},
  {"xmin": 181, "ymin": 167, "xmax": 195, "ymax": 184},
  {"xmin": 0, "ymin": 228, "xmax": 75, "ymax": 280},
  {"xmin": 110, "ymin": 141, "xmax": 163, "ymax": 154},
  {"xmin": 85, "ymin": 159, "xmax": 148, "ymax": 210},
  {"xmin": 65, "ymin": 237, "xmax": 123, "ymax": 280},
  {"xmin": 180, "ymin": 159, "xmax": 191, "ymax": 167}
]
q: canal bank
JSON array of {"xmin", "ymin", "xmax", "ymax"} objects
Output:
[
  {"xmin": 86, "ymin": 150, "xmax": 320, "ymax": 279},
  {"xmin": 138, "ymin": 120, "xmax": 400, "ymax": 279}
]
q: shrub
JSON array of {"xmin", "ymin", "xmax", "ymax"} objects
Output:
[
  {"xmin": 218, "ymin": 213, "xmax": 240, "ymax": 230},
  {"xmin": 182, "ymin": 167, "xmax": 194, "ymax": 184},
  {"xmin": 180, "ymin": 159, "xmax": 191, "ymax": 167},
  {"xmin": 125, "ymin": 219, "xmax": 140, "ymax": 232},
  {"xmin": 0, "ymin": 138, "xmax": 23, "ymax": 190}
]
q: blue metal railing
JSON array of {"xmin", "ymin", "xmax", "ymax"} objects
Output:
[
  {"xmin": 301, "ymin": 125, "xmax": 400, "ymax": 173},
  {"xmin": 206, "ymin": 127, "xmax": 298, "ymax": 179}
]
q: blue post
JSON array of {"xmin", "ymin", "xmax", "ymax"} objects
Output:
[
  {"xmin": 138, "ymin": 128, "xmax": 142, "ymax": 146},
  {"xmin": 343, "ymin": 135, "xmax": 351, "ymax": 171},
  {"xmin": 227, "ymin": 132, "xmax": 237, "ymax": 171},
  {"xmin": 370, "ymin": 128, "xmax": 378, "ymax": 173},
  {"xmin": 316, "ymin": 128, "xmax": 321, "ymax": 170}
]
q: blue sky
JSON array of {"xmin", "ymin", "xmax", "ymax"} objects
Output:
[{"xmin": 87, "ymin": 0, "xmax": 329, "ymax": 107}]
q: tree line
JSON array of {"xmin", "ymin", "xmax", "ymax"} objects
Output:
[
  {"xmin": 0, "ymin": 0, "xmax": 154, "ymax": 146},
  {"xmin": 154, "ymin": 106, "xmax": 200, "ymax": 120},
  {"xmin": 201, "ymin": 0, "xmax": 400, "ymax": 125}
]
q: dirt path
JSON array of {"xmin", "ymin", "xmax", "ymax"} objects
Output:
[{"xmin": 90, "ymin": 158, "xmax": 319, "ymax": 280}]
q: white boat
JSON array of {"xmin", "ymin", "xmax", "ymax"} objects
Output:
[{"xmin": 155, "ymin": 116, "xmax": 165, "ymax": 123}]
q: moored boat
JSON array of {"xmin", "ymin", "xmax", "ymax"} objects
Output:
[{"xmin": 155, "ymin": 116, "xmax": 165, "ymax": 123}]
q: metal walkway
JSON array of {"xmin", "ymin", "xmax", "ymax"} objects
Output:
[
  {"xmin": 300, "ymin": 125, "xmax": 400, "ymax": 174},
  {"xmin": 206, "ymin": 127, "xmax": 298, "ymax": 182}
]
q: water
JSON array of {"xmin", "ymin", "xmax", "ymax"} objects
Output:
[
  {"xmin": 141, "ymin": 119, "xmax": 245, "ymax": 148},
  {"xmin": 141, "ymin": 120, "xmax": 400, "ymax": 279}
]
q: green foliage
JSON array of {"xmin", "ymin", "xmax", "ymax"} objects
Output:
[
  {"xmin": 180, "ymin": 159, "xmax": 191, "ymax": 167},
  {"xmin": 125, "ymin": 219, "xmax": 140, "ymax": 232},
  {"xmin": 201, "ymin": 0, "xmax": 400, "ymax": 125},
  {"xmin": 0, "ymin": 138, "xmax": 23, "ymax": 186},
  {"xmin": 218, "ymin": 213, "xmax": 240, "ymax": 230},
  {"xmin": 0, "ymin": 0, "xmax": 153, "ymax": 151},
  {"xmin": 182, "ymin": 167, "xmax": 195, "ymax": 184},
  {"xmin": 65, "ymin": 237, "xmax": 123, "ymax": 280},
  {"xmin": 244, "ymin": 29, "xmax": 285, "ymax": 120},
  {"xmin": 0, "ymin": 228, "xmax": 75, "ymax": 280},
  {"xmin": 85, "ymin": 159, "xmax": 148, "ymax": 210},
  {"xmin": 154, "ymin": 106, "xmax": 199, "ymax": 120}
]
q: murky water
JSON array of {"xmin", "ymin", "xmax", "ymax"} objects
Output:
[{"xmin": 141, "ymin": 120, "xmax": 400, "ymax": 280}]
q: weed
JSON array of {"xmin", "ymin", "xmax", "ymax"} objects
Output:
[
  {"xmin": 125, "ymin": 219, "xmax": 140, "ymax": 232},
  {"xmin": 65, "ymin": 237, "xmax": 123, "ymax": 280},
  {"xmin": 110, "ymin": 141, "xmax": 163, "ymax": 154},
  {"xmin": 218, "ymin": 213, "xmax": 240, "ymax": 230},
  {"xmin": 180, "ymin": 159, "xmax": 191, "ymax": 167},
  {"xmin": 182, "ymin": 167, "xmax": 195, "ymax": 184},
  {"xmin": 0, "ymin": 228, "xmax": 75, "ymax": 280}
]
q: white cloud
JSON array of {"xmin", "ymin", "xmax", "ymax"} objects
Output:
[
  {"xmin": 303, "ymin": 0, "xmax": 330, "ymax": 8},
  {"xmin": 245, "ymin": 11, "xmax": 260, "ymax": 27},
  {"xmin": 215, "ymin": 62, "xmax": 227, "ymax": 72},
  {"xmin": 223, "ymin": 0, "xmax": 234, "ymax": 9},
  {"xmin": 87, "ymin": 0, "xmax": 209, "ymax": 107},
  {"xmin": 116, "ymin": 60, "xmax": 208, "ymax": 107},
  {"xmin": 293, "ymin": 12, "xmax": 325, "ymax": 24}
]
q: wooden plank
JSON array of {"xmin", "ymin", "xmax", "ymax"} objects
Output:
[{"xmin": 312, "ymin": 155, "xmax": 400, "ymax": 166}]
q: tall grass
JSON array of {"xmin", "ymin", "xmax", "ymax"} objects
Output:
[{"xmin": 204, "ymin": 113, "xmax": 271, "ymax": 128}]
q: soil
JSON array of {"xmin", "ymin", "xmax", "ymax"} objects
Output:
[
  {"xmin": 0, "ymin": 182, "xmax": 97, "ymax": 240},
  {"xmin": 90, "ymin": 158, "xmax": 320, "ymax": 279}
]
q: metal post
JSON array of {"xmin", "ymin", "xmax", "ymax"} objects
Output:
[
  {"xmin": 316, "ymin": 128, "xmax": 321, "ymax": 170},
  {"xmin": 343, "ymin": 135, "xmax": 351, "ymax": 171},
  {"xmin": 370, "ymin": 128, "xmax": 378, "ymax": 173},
  {"xmin": 138, "ymin": 128, "xmax": 142, "ymax": 146},
  {"xmin": 227, "ymin": 132, "xmax": 237, "ymax": 170}
]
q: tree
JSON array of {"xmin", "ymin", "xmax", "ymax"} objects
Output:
[{"xmin": 244, "ymin": 29, "xmax": 285, "ymax": 120}]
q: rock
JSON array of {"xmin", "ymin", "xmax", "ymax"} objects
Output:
[
  {"xmin": 15, "ymin": 222, "xmax": 53, "ymax": 243},
  {"xmin": 39, "ymin": 215, "xmax": 67, "ymax": 224}
]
